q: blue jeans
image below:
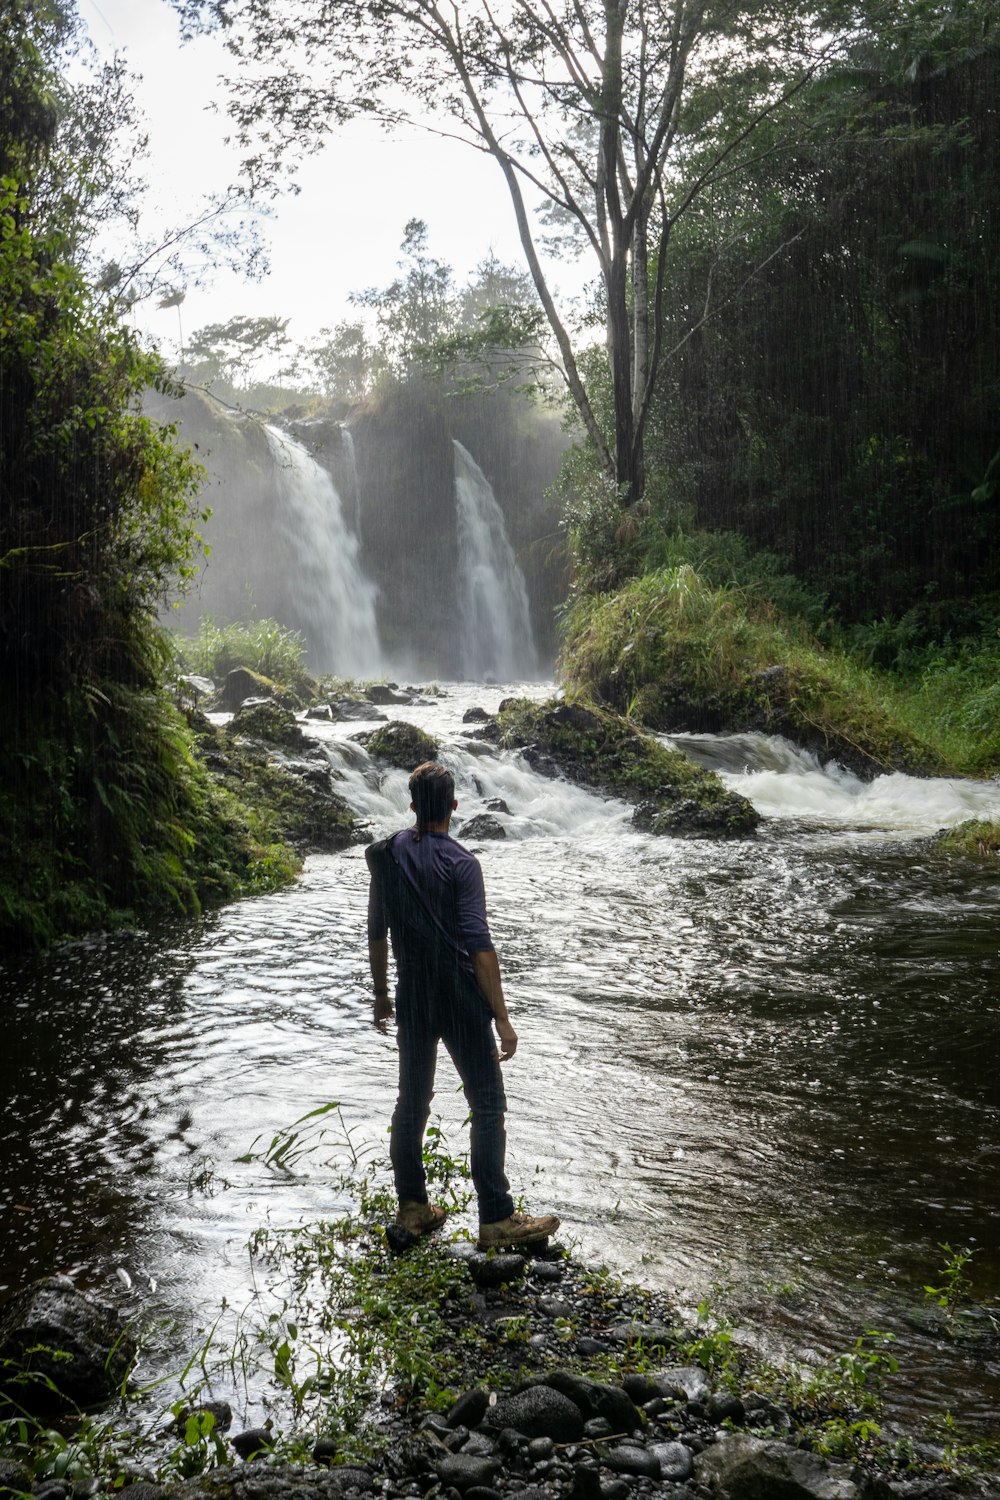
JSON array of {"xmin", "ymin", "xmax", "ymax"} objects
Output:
[{"xmin": 391, "ymin": 964, "xmax": 514, "ymax": 1224}]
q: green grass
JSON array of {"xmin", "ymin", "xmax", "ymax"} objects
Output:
[
  {"xmin": 559, "ymin": 566, "xmax": 961, "ymax": 778},
  {"xmin": 173, "ymin": 616, "xmax": 311, "ymax": 691}
]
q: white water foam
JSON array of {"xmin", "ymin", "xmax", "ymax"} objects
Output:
[{"xmin": 667, "ymin": 731, "xmax": 1000, "ymax": 833}]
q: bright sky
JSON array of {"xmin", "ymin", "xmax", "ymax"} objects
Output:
[{"xmin": 78, "ymin": 0, "xmax": 587, "ymax": 363}]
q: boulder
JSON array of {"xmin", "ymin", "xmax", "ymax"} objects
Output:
[
  {"xmin": 484, "ymin": 1386, "xmax": 585, "ymax": 1442},
  {"xmin": 463, "ymin": 706, "xmax": 491, "ymax": 723},
  {"xmin": 220, "ymin": 667, "xmax": 293, "ymax": 711},
  {"xmin": 434, "ymin": 1455, "xmax": 500, "ymax": 1493},
  {"xmin": 0, "ymin": 1277, "xmax": 136, "ymax": 1410},
  {"xmin": 648, "ymin": 1442, "xmax": 695, "ymax": 1482},
  {"xmin": 363, "ymin": 720, "xmax": 438, "ymax": 769},
  {"xmin": 603, "ymin": 1444, "xmax": 661, "ymax": 1480},
  {"xmin": 457, "ymin": 814, "xmax": 507, "ymax": 841},
  {"xmin": 467, "ymin": 1253, "xmax": 525, "ymax": 1289},
  {"xmin": 366, "ymin": 684, "xmax": 412, "ymax": 705},
  {"xmin": 694, "ymin": 1435, "xmax": 891, "ymax": 1500},
  {"xmin": 228, "ymin": 700, "xmax": 305, "ymax": 747},
  {"xmin": 649, "ymin": 1363, "xmax": 710, "ymax": 1402},
  {"xmin": 447, "ymin": 1387, "xmax": 491, "ymax": 1429},
  {"xmin": 543, "ymin": 1373, "xmax": 640, "ymax": 1435}
]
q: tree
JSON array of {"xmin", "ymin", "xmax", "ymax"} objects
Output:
[
  {"xmin": 175, "ymin": 0, "xmax": 837, "ymax": 501},
  {"xmin": 351, "ymin": 218, "xmax": 455, "ymax": 371}
]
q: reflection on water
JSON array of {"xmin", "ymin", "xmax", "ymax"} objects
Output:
[{"xmin": 1, "ymin": 683, "xmax": 998, "ymax": 1435}]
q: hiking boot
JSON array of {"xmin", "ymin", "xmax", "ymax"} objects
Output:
[
  {"xmin": 396, "ymin": 1200, "xmax": 447, "ymax": 1235},
  {"xmin": 477, "ymin": 1210, "xmax": 560, "ymax": 1249}
]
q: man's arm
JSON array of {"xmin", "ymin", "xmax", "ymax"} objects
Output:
[
  {"xmin": 471, "ymin": 948, "xmax": 518, "ymax": 1061},
  {"xmin": 369, "ymin": 936, "xmax": 393, "ymax": 1032}
]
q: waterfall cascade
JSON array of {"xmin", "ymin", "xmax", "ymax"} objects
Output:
[
  {"xmin": 453, "ymin": 440, "xmax": 538, "ymax": 681},
  {"xmin": 265, "ymin": 426, "xmax": 382, "ymax": 677}
]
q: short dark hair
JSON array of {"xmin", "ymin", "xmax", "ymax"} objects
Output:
[{"xmin": 409, "ymin": 761, "xmax": 455, "ymax": 825}]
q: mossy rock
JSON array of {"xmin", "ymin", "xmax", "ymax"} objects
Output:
[
  {"xmin": 492, "ymin": 698, "xmax": 759, "ymax": 838},
  {"xmin": 219, "ymin": 666, "xmax": 301, "ymax": 712},
  {"xmin": 228, "ymin": 701, "xmax": 306, "ymax": 748},
  {"xmin": 364, "ymin": 720, "xmax": 438, "ymax": 769},
  {"xmin": 933, "ymin": 819, "xmax": 1000, "ymax": 858}
]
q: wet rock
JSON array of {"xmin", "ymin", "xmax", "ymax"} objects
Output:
[
  {"xmin": 171, "ymin": 1400, "xmax": 233, "ymax": 1434},
  {"xmin": 599, "ymin": 1481, "xmax": 631, "ymax": 1500},
  {"xmin": 484, "ymin": 798, "xmax": 511, "ymax": 814},
  {"xmin": 229, "ymin": 700, "xmax": 305, "ymax": 747},
  {"xmin": 457, "ymin": 814, "xmax": 506, "ymax": 841},
  {"xmin": 604, "ymin": 1444, "xmax": 661, "ymax": 1479},
  {"xmin": 386, "ymin": 1224, "xmax": 419, "ymax": 1256},
  {"xmin": 650, "ymin": 1364, "xmax": 710, "ymax": 1402},
  {"xmin": 531, "ymin": 1261, "xmax": 564, "ymax": 1283},
  {"xmin": 367, "ymin": 684, "xmax": 412, "ymax": 705},
  {"xmin": 484, "ymin": 1386, "xmax": 585, "ymax": 1442},
  {"xmin": 527, "ymin": 1437, "xmax": 555, "ymax": 1462},
  {"xmin": 312, "ymin": 1437, "xmax": 338, "ymax": 1467},
  {"xmin": 544, "ymin": 1373, "xmax": 641, "ymax": 1435},
  {"xmin": 177, "ymin": 673, "xmax": 215, "ymax": 704},
  {"xmin": 707, "ymin": 1392, "xmax": 745, "ymax": 1426},
  {"xmin": 463, "ymin": 707, "xmax": 491, "ymax": 723},
  {"xmin": 220, "ymin": 666, "xmax": 292, "ymax": 711},
  {"xmin": 363, "ymin": 720, "xmax": 438, "ymax": 769},
  {"xmin": 434, "ymin": 1455, "xmax": 500, "ymax": 1492},
  {"xmin": 333, "ymin": 698, "xmax": 388, "ymax": 722},
  {"xmin": 648, "ymin": 1442, "xmax": 695, "ymax": 1482},
  {"xmin": 385, "ymin": 1438, "xmax": 435, "ymax": 1482},
  {"xmin": 582, "ymin": 1418, "xmax": 614, "ymax": 1440},
  {"xmin": 608, "ymin": 1319, "xmax": 674, "ymax": 1350},
  {"xmin": 621, "ymin": 1374, "xmax": 659, "ymax": 1404},
  {"xmin": 740, "ymin": 1391, "xmax": 791, "ymax": 1433},
  {"xmin": 694, "ymin": 1435, "xmax": 888, "ymax": 1499},
  {"xmin": 571, "ymin": 1468, "xmax": 603, "ymax": 1500},
  {"xmin": 0, "ymin": 1277, "xmax": 136, "ymax": 1410},
  {"xmin": 230, "ymin": 1426, "xmax": 275, "ymax": 1460},
  {"xmin": 305, "ymin": 704, "xmax": 334, "ymax": 720},
  {"xmin": 538, "ymin": 1296, "xmax": 572, "ymax": 1318},
  {"xmin": 0, "ymin": 1458, "xmax": 33, "ymax": 1498},
  {"xmin": 447, "ymin": 1388, "xmax": 491, "ymax": 1429},
  {"xmin": 575, "ymin": 1337, "xmax": 606, "ymax": 1356},
  {"xmin": 464, "ymin": 1489, "xmax": 502, "ymax": 1500},
  {"xmin": 467, "ymin": 1253, "xmax": 525, "ymax": 1288}
]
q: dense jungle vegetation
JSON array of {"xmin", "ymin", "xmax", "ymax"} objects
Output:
[{"xmin": 2, "ymin": 0, "xmax": 998, "ymax": 952}]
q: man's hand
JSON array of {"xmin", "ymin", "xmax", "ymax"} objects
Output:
[
  {"xmin": 496, "ymin": 1017, "xmax": 518, "ymax": 1061},
  {"xmin": 374, "ymin": 992, "xmax": 394, "ymax": 1033}
]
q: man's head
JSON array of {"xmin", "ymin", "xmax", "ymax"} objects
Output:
[{"xmin": 408, "ymin": 761, "xmax": 456, "ymax": 827}]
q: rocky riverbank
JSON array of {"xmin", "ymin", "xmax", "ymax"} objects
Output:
[{"xmin": 2, "ymin": 1228, "xmax": 996, "ymax": 1500}]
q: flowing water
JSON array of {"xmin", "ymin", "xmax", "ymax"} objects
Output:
[
  {"xmin": 2, "ymin": 683, "xmax": 999, "ymax": 1437},
  {"xmin": 453, "ymin": 443, "xmax": 539, "ymax": 682},
  {"xmin": 264, "ymin": 426, "xmax": 381, "ymax": 677}
]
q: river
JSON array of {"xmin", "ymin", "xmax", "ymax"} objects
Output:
[{"xmin": 2, "ymin": 682, "xmax": 998, "ymax": 1440}]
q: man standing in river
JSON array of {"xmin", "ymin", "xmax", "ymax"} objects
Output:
[{"xmin": 366, "ymin": 760, "xmax": 559, "ymax": 1248}]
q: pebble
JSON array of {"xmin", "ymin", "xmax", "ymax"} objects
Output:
[
  {"xmin": 647, "ymin": 1441, "xmax": 694, "ymax": 1482},
  {"xmin": 531, "ymin": 1261, "xmax": 564, "ymax": 1283},
  {"xmin": 603, "ymin": 1444, "xmax": 661, "ymax": 1479}
]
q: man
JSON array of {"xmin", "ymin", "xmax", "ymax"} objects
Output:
[{"xmin": 366, "ymin": 760, "xmax": 559, "ymax": 1249}]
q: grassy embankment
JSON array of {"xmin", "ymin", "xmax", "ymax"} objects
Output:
[{"xmin": 558, "ymin": 562, "xmax": 999, "ymax": 853}]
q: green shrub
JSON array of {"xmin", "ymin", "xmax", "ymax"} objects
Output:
[{"xmin": 174, "ymin": 617, "xmax": 309, "ymax": 688}]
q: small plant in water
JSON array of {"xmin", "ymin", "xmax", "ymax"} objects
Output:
[{"xmin": 923, "ymin": 1242, "xmax": 977, "ymax": 1320}]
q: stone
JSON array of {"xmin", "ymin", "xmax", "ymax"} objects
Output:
[
  {"xmin": 622, "ymin": 1375, "xmax": 659, "ymax": 1404},
  {"xmin": 600, "ymin": 1482, "xmax": 631, "ymax": 1500},
  {"xmin": 575, "ymin": 1337, "xmax": 606, "ymax": 1357},
  {"xmin": 693, "ymin": 1435, "xmax": 890, "ymax": 1499},
  {"xmin": 484, "ymin": 798, "xmax": 511, "ymax": 814},
  {"xmin": 531, "ymin": 1261, "xmax": 564, "ymax": 1283},
  {"xmin": 707, "ymin": 1393, "xmax": 746, "ymax": 1427},
  {"xmin": 582, "ymin": 1419, "xmax": 615, "ymax": 1440},
  {"xmin": 464, "ymin": 1490, "xmax": 502, "ymax": 1500},
  {"xmin": 467, "ymin": 1253, "xmax": 525, "ymax": 1288},
  {"xmin": 571, "ymin": 1469, "xmax": 603, "ymax": 1500},
  {"xmin": 527, "ymin": 1438, "xmax": 555, "ymax": 1462},
  {"xmin": 648, "ymin": 1443, "xmax": 694, "ymax": 1483},
  {"xmin": 220, "ymin": 666, "xmax": 284, "ymax": 711},
  {"xmin": 0, "ymin": 1277, "xmax": 136, "ymax": 1411},
  {"xmin": 456, "ymin": 814, "xmax": 506, "ymax": 841},
  {"xmin": 650, "ymin": 1365, "xmax": 710, "ymax": 1403},
  {"xmin": 363, "ymin": 720, "xmax": 438, "ymax": 769},
  {"xmin": 445, "ymin": 1426, "xmax": 471, "ymax": 1453},
  {"xmin": 305, "ymin": 704, "xmax": 334, "ymax": 720},
  {"xmin": 609, "ymin": 1320, "xmax": 674, "ymax": 1351},
  {"xmin": 171, "ymin": 1399, "xmax": 233, "ymax": 1433},
  {"xmin": 229, "ymin": 699, "xmax": 305, "ymax": 747},
  {"xmin": 434, "ymin": 1455, "xmax": 500, "ymax": 1493},
  {"xmin": 544, "ymin": 1373, "xmax": 640, "ymax": 1436},
  {"xmin": 740, "ymin": 1391, "xmax": 791, "ymax": 1433},
  {"xmin": 484, "ymin": 1387, "xmax": 585, "ymax": 1443},
  {"xmin": 367, "ymin": 684, "xmax": 411, "ymax": 705},
  {"xmin": 603, "ymin": 1445, "xmax": 661, "ymax": 1480},
  {"xmin": 463, "ymin": 707, "xmax": 491, "ymax": 723},
  {"xmin": 538, "ymin": 1297, "xmax": 572, "ymax": 1318},
  {"xmin": 333, "ymin": 698, "xmax": 388, "ymax": 722},
  {"xmin": 0, "ymin": 1459, "xmax": 33, "ymax": 1498},
  {"xmin": 447, "ymin": 1388, "xmax": 491, "ymax": 1430},
  {"xmin": 313, "ymin": 1437, "xmax": 338, "ymax": 1467}
]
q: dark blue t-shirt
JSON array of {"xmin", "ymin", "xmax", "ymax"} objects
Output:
[{"xmin": 368, "ymin": 829, "xmax": 494, "ymax": 974}]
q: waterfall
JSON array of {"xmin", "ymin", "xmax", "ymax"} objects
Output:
[
  {"xmin": 453, "ymin": 440, "xmax": 538, "ymax": 681},
  {"xmin": 264, "ymin": 426, "xmax": 382, "ymax": 677},
  {"xmin": 342, "ymin": 428, "xmax": 363, "ymax": 539}
]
